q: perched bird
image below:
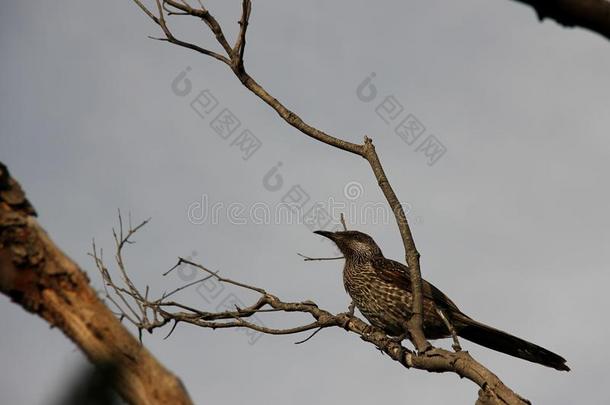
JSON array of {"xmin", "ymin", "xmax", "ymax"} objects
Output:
[{"xmin": 314, "ymin": 230, "xmax": 569, "ymax": 371}]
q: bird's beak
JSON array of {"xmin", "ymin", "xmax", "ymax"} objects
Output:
[{"xmin": 314, "ymin": 230, "xmax": 335, "ymax": 239}]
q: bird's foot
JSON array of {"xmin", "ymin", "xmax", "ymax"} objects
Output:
[{"xmin": 436, "ymin": 308, "xmax": 462, "ymax": 352}]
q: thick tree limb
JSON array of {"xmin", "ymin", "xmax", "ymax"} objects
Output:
[
  {"xmin": 0, "ymin": 162, "xmax": 193, "ymax": 405},
  {"xmin": 512, "ymin": 0, "xmax": 610, "ymax": 41}
]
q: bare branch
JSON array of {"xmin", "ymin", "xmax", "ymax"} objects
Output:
[
  {"xmin": 132, "ymin": 0, "xmax": 161, "ymax": 24},
  {"xmin": 177, "ymin": 257, "xmax": 267, "ymax": 294},
  {"xmin": 93, "ymin": 219, "xmax": 528, "ymax": 405},
  {"xmin": 340, "ymin": 213, "xmax": 348, "ymax": 231},
  {"xmin": 361, "ymin": 136, "xmax": 427, "ymax": 350},
  {"xmin": 161, "ymin": 275, "xmax": 214, "ymax": 300},
  {"xmin": 294, "ymin": 327, "xmax": 324, "ymax": 345},
  {"xmin": 129, "ymin": 0, "xmax": 230, "ymax": 64},
  {"xmin": 297, "ymin": 253, "xmax": 344, "ymax": 261},
  {"xmin": 233, "ymin": 0, "xmax": 252, "ymax": 71},
  {"xmin": 163, "ymin": 0, "xmax": 234, "ymax": 55}
]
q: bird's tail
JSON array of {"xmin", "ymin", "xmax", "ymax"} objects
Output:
[{"xmin": 454, "ymin": 314, "xmax": 570, "ymax": 371}]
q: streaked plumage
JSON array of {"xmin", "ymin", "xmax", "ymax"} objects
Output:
[{"xmin": 315, "ymin": 230, "xmax": 569, "ymax": 371}]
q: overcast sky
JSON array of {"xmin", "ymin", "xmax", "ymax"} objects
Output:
[{"xmin": 1, "ymin": 1, "xmax": 609, "ymax": 404}]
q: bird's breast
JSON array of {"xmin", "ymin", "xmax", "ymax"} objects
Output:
[
  {"xmin": 342, "ymin": 261, "xmax": 454, "ymax": 339},
  {"xmin": 342, "ymin": 262, "xmax": 414, "ymax": 335}
]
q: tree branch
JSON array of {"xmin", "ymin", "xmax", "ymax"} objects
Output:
[
  {"xmin": 94, "ymin": 221, "xmax": 530, "ymax": 405},
  {"xmin": 0, "ymin": 162, "xmax": 193, "ymax": 405},
  {"xmin": 233, "ymin": 0, "xmax": 252, "ymax": 71}
]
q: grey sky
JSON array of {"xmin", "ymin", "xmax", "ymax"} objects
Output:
[{"xmin": 1, "ymin": 1, "xmax": 609, "ymax": 404}]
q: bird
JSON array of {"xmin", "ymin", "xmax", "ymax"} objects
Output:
[{"xmin": 314, "ymin": 229, "xmax": 569, "ymax": 371}]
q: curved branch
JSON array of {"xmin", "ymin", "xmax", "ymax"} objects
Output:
[
  {"xmin": 361, "ymin": 137, "xmax": 427, "ymax": 349},
  {"xmin": 233, "ymin": 0, "xmax": 252, "ymax": 71},
  {"xmin": 163, "ymin": 0, "xmax": 234, "ymax": 55}
]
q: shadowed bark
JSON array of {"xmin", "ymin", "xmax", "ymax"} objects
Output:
[{"xmin": 512, "ymin": 0, "xmax": 610, "ymax": 41}]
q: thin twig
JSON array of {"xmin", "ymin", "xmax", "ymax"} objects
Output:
[
  {"xmin": 177, "ymin": 258, "xmax": 266, "ymax": 294},
  {"xmin": 297, "ymin": 253, "xmax": 344, "ymax": 261},
  {"xmin": 233, "ymin": 0, "xmax": 252, "ymax": 71},
  {"xmin": 161, "ymin": 275, "xmax": 215, "ymax": 300},
  {"xmin": 340, "ymin": 213, "xmax": 348, "ymax": 231},
  {"xmin": 294, "ymin": 327, "xmax": 324, "ymax": 344}
]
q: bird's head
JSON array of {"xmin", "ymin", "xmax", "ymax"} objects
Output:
[{"xmin": 314, "ymin": 230, "xmax": 383, "ymax": 260}]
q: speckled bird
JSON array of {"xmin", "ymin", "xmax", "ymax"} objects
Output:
[{"xmin": 315, "ymin": 230, "xmax": 569, "ymax": 371}]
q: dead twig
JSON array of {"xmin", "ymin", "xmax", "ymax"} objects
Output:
[{"xmin": 297, "ymin": 253, "xmax": 344, "ymax": 262}]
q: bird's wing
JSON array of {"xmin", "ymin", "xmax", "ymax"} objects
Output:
[{"xmin": 371, "ymin": 257, "xmax": 461, "ymax": 312}]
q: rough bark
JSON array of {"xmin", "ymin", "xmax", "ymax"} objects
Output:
[{"xmin": 0, "ymin": 162, "xmax": 193, "ymax": 405}]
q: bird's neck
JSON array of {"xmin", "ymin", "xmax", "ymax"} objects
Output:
[{"xmin": 344, "ymin": 253, "xmax": 378, "ymax": 267}]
